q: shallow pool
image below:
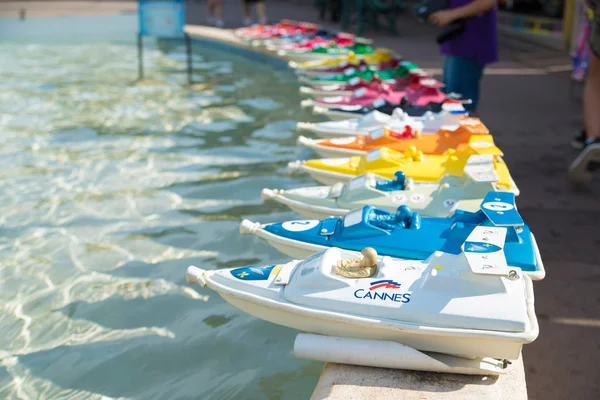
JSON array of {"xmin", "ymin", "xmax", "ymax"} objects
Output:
[{"xmin": 0, "ymin": 14, "xmax": 323, "ymax": 399}]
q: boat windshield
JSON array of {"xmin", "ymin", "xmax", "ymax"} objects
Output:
[
  {"xmin": 298, "ymin": 252, "xmax": 324, "ymax": 277},
  {"xmin": 369, "ymin": 128, "xmax": 385, "ymax": 140},
  {"xmin": 341, "ymin": 207, "xmax": 395, "ymax": 237},
  {"xmin": 348, "ymin": 175, "xmax": 368, "ymax": 191},
  {"xmin": 343, "ymin": 208, "xmax": 363, "ymax": 228}
]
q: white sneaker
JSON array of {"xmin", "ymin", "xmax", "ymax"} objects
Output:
[{"xmin": 215, "ymin": 19, "xmax": 225, "ymax": 28}]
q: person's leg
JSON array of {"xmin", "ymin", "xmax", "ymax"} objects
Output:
[
  {"xmin": 208, "ymin": 0, "xmax": 216, "ymax": 23},
  {"xmin": 442, "ymin": 56, "xmax": 483, "ymax": 114},
  {"xmin": 584, "ymin": 16, "xmax": 600, "ymax": 141},
  {"xmin": 442, "ymin": 56, "xmax": 451, "ymax": 88},
  {"xmin": 256, "ymin": 1, "xmax": 267, "ymax": 24},
  {"xmin": 242, "ymin": 0, "xmax": 253, "ymax": 25},
  {"xmin": 568, "ymin": 10, "xmax": 600, "ymax": 180},
  {"xmin": 214, "ymin": 0, "xmax": 224, "ymax": 27}
]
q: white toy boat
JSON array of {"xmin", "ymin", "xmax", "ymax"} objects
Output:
[
  {"xmin": 309, "ymin": 99, "xmax": 467, "ymax": 121},
  {"xmin": 296, "ymin": 108, "xmax": 466, "ymax": 139},
  {"xmin": 261, "ymin": 167, "xmax": 516, "ymax": 220},
  {"xmin": 299, "ymin": 84, "xmax": 356, "ymax": 98},
  {"xmin": 312, "ymin": 104, "xmax": 376, "ymax": 119},
  {"xmin": 186, "ymin": 242, "xmax": 538, "ymax": 374}
]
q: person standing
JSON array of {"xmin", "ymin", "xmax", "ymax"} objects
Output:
[
  {"xmin": 208, "ymin": 0, "xmax": 224, "ymax": 27},
  {"xmin": 569, "ymin": 1, "xmax": 600, "ymax": 177},
  {"xmin": 242, "ymin": 0, "xmax": 267, "ymax": 26},
  {"xmin": 428, "ymin": 0, "xmax": 498, "ymax": 113}
]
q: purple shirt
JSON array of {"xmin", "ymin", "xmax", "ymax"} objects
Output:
[{"xmin": 440, "ymin": 0, "xmax": 499, "ymax": 66}]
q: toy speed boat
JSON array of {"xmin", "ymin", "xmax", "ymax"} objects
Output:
[
  {"xmin": 186, "ymin": 242, "xmax": 539, "ymax": 373},
  {"xmin": 297, "ymin": 118, "xmax": 489, "ymax": 158},
  {"xmin": 296, "ymin": 107, "xmax": 467, "ymax": 138},
  {"xmin": 234, "ymin": 21, "xmax": 311, "ymax": 38},
  {"xmin": 300, "ymin": 77, "xmax": 387, "ymax": 99},
  {"xmin": 299, "ymin": 70, "xmax": 430, "ymax": 98},
  {"xmin": 269, "ymin": 35, "xmax": 354, "ymax": 52},
  {"xmin": 240, "ymin": 192, "xmax": 544, "ymax": 280},
  {"xmin": 254, "ymin": 29, "xmax": 336, "ymax": 47},
  {"xmin": 295, "ymin": 56, "xmax": 400, "ymax": 79},
  {"xmin": 311, "ymin": 98, "xmax": 468, "ymax": 120},
  {"xmin": 287, "ymin": 144, "xmax": 517, "ymax": 192},
  {"xmin": 235, "ymin": 21, "xmax": 322, "ymax": 44},
  {"xmin": 277, "ymin": 42, "xmax": 375, "ymax": 63},
  {"xmin": 289, "ymin": 48, "xmax": 397, "ymax": 70},
  {"xmin": 261, "ymin": 159, "xmax": 517, "ymax": 219},
  {"xmin": 304, "ymin": 79, "xmax": 450, "ymax": 109},
  {"xmin": 300, "ymin": 61, "xmax": 420, "ymax": 87}
]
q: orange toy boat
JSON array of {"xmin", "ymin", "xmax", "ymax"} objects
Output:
[{"xmin": 297, "ymin": 118, "xmax": 492, "ymax": 158}]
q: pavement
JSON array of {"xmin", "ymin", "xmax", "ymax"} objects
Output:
[
  {"xmin": 3, "ymin": 1, "xmax": 600, "ymax": 399},
  {"xmin": 0, "ymin": 1, "xmax": 137, "ymax": 17}
]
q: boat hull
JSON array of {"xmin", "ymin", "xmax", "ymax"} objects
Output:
[
  {"xmin": 299, "ymin": 87, "xmax": 355, "ymax": 98},
  {"xmin": 211, "ymin": 274, "xmax": 538, "ymax": 360},
  {"xmin": 298, "ymin": 136, "xmax": 365, "ymax": 158},
  {"xmin": 312, "ymin": 106, "xmax": 367, "ymax": 119},
  {"xmin": 300, "ymin": 165, "xmax": 354, "ymax": 185},
  {"xmin": 296, "ymin": 122, "xmax": 372, "ymax": 138},
  {"xmin": 279, "ymin": 51, "xmax": 349, "ymax": 63},
  {"xmin": 261, "ymin": 189, "xmax": 347, "ymax": 219}
]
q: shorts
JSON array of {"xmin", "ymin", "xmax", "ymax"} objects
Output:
[
  {"xmin": 590, "ymin": 3, "xmax": 600, "ymax": 57},
  {"xmin": 442, "ymin": 56, "xmax": 483, "ymax": 111}
]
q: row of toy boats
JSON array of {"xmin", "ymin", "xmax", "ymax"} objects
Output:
[{"xmin": 186, "ymin": 21, "xmax": 545, "ymax": 376}]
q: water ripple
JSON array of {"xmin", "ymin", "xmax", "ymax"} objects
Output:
[{"xmin": 0, "ymin": 22, "xmax": 321, "ymax": 399}]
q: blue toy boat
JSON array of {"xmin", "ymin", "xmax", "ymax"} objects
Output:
[{"xmin": 240, "ymin": 191, "xmax": 545, "ymax": 280}]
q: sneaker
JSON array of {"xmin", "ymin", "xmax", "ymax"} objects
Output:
[
  {"xmin": 243, "ymin": 17, "xmax": 253, "ymax": 26},
  {"xmin": 259, "ymin": 17, "xmax": 268, "ymax": 25},
  {"xmin": 214, "ymin": 19, "xmax": 225, "ymax": 28},
  {"xmin": 571, "ymin": 129, "xmax": 587, "ymax": 150},
  {"xmin": 568, "ymin": 138, "xmax": 600, "ymax": 182}
]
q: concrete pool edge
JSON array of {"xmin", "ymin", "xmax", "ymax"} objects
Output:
[
  {"xmin": 184, "ymin": 24, "xmax": 530, "ymax": 400},
  {"xmin": 184, "ymin": 25, "xmax": 290, "ymax": 70}
]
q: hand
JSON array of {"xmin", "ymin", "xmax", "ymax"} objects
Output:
[{"xmin": 429, "ymin": 10, "xmax": 458, "ymax": 27}]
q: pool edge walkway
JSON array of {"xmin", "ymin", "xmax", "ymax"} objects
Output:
[{"xmin": 312, "ymin": 355, "xmax": 527, "ymax": 400}]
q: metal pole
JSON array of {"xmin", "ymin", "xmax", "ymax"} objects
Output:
[
  {"xmin": 137, "ymin": 33, "xmax": 144, "ymax": 81},
  {"xmin": 185, "ymin": 33, "xmax": 193, "ymax": 84}
]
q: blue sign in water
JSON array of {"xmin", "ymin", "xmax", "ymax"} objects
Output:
[{"xmin": 139, "ymin": 1, "xmax": 185, "ymax": 38}]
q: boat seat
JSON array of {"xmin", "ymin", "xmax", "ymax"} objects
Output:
[
  {"xmin": 453, "ymin": 209, "xmax": 484, "ymax": 224},
  {"xmin": 407, "ymin": 212, "xmax": 421, "ymax": 229},
  {"xmin": 375, "ymin": 171, "xmax": 405, "ymax": 191},
  {"xmin": 368, "ymin": 206, "xmax": 409, "ymax": 230},
  {"xmin": 394, "ymin": 205, "xmax": 413, "ymax": 228}
]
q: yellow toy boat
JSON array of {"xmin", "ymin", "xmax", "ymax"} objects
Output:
[
  {"xmin": 287, "ymin": 141, "xmax": 518, "ymax": 193},
  {"xmin": 290, "ymin": 49, "xmax": 396, "ymax": 71}
]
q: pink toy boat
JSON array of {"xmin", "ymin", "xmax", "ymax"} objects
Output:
[
  {"xmin": 306, "ymin": 72, "xmax": 429, "ymax": 96},
  {"xmin": 313, "ymin": 79, "xmax": 447, "ymax": 108},
  {"xmin": 236, "ymin": 21, "xmax": 319, "ymax": 39}
]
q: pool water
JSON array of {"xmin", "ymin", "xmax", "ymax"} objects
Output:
[{"xmin": 0, "ymin": 14, "xmax": 323, "ymax": 399}]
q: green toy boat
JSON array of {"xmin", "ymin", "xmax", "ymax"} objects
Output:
[
  {"xmin": 299, "ymin": 61, "xmax": 421, "ymax": 87},
  {"xmin": 277, "ymin": 43, "xmax": 375, "ymax": 63}
]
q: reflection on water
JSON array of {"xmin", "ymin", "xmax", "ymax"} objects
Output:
[{"xmin": 0, "ymin": 15, "xmax": 323, "ymax": 399}]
